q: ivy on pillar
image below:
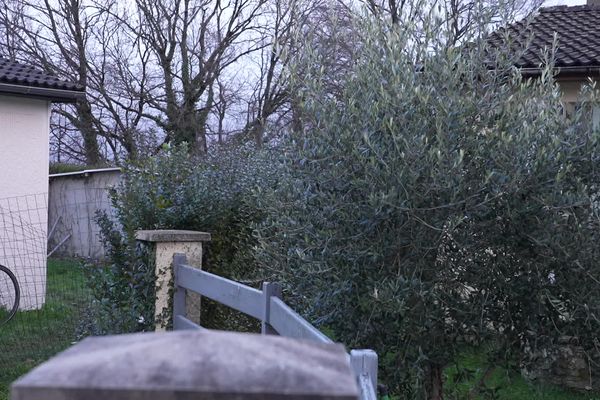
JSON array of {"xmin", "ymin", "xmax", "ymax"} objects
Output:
[{"xmin": 135, "ymin": 230, "xmax": 211, "ymax": 331}]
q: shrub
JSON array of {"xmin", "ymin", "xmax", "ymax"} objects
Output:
[
  {"xmin": 255, "ymin": 17, "xmax": 600, "ymax": 399},
  {"xmin": 89, "ymin": 143, "xmax": 279, "ymax": 333},
  {"xmin": 49, "ymin": 163, "xmax": 87, "ymax": 175}
]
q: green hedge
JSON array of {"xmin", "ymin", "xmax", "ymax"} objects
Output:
[{"xmin": 89, "ymin": 143, "xmax": 280, "ymax": 333}]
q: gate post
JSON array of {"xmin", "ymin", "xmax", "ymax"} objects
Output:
[
  {"xmin": 350, "ymin": 349, "xmax": 378, "ymax": 400},
  {"xmin": 135, "ymin": 230, "xmax": 211, "ymax": 331},
  {"xmin": 261, "ymin": 282, "xmax": 282, "ymax": 335}
]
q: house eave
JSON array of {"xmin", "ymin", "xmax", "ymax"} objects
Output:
[
  {"xmin": 0, "ymin": 82, "xmax": 85, "ymax": 103},
  {"xmin": 520, "ymin": 66, "xmax": 600, "ymax": 78}
]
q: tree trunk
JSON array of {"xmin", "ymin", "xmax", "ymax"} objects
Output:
[
  {"xmin": 195, "ymin": 106, "xmax": 210, "ymax": 156},
  {"xmin": 75, "ymin": 101, "xmax": 102, "ymax": 166},
  {"xmin": 290, "ymin": 96, "xmax": 303, "ymax": 135},
  {"xmin": 425, "ymin": 363, "xmax": 444, "ymax": 400},
  {"xmin": 169, "ymin": 103, "xmax": 203, "ymax": 155},
  {"xmin": 122, "ymin": 129, "xmax": 138, "ymax": 162}
]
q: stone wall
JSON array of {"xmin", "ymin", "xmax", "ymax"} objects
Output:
[{"xmin": 522, "ymin": 336, "xmax": 598, "ymax": 392}]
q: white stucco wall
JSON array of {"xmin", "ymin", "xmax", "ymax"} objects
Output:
[
  {"xmin": 558, "ymin": 80, "xmax": 584, "ymax": 104},
  {"xmin": 0, "ymin": 95, "xmax": 50, "ymax": 310},
  {"xmin": 558, "ymin": 79, "xmax": 600, "ymax": 128}
]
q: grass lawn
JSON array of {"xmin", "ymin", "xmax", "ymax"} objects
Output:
[
  {"xmin": 442, "ymin": 350, "xmax": 600, "ymax": 400},
  {"xmin": 1, "ymin": 260, "xmax": 599, "ymax": 400},
  {"xmin": 0, "ymin": 258, "xmax": 90, "ymax": 400}
]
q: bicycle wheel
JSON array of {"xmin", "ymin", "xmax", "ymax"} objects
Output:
[{"xmin": 0, "ymin": 263, "xmax": 20, "ymax": 326}]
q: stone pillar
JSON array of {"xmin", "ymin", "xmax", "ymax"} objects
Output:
[{"xmin": 135, "ymin": 230, "xmax": 211, "ymax": 331}]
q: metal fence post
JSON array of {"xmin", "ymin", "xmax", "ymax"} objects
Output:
[
  {"xmin": 172, "ymin": 253, "xmax": 187, "ymax": 330},
  {"xmin": 261, "ymin": 282, "xmax": 282, "ymax": 335},
  {"xmin": 350, "ymin": 349, "xmax": 378, "ymax": 400}
]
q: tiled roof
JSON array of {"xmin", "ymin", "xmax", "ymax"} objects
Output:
[
  {"xmin": 488, "ymin": 5, "xmax": 600, "ymax": 71},
  {"xmin": 0, "ymin": 57, "xmax": 84, "ymax": 94}
]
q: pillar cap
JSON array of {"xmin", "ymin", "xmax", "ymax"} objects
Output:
[
  {"xmin": 11, "ymin": 330, "xmax": 358, "ymax": 400},
  {"xmin": 135, "ymin": 230, "xmax": 211, "ymax": 243}
]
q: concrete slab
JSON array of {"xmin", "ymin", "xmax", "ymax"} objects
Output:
[{"xmin": 11, "ymin": 330, "xmax": 359, "ymax": 400}]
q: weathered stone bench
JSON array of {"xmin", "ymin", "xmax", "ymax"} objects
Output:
[{"xmin": 11, "ymin": 329, "xmax": 359, "ymax": 400}]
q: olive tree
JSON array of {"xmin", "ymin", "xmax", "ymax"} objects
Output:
[{"xmin": 255, "ymin": 12, "xmax": 600, "ymax": 400}]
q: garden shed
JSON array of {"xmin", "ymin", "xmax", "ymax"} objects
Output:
[
  {"xmin": 0, "ymin": 57, "xmax": 85, "ymax": 309},
  {"xmin": 48, "ymin": 167, "xmax": 121, "ymax": 260}
]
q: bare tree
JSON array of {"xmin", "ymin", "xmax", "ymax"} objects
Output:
[
  {"xmin": 10, "ymin": 0, "xmax": 105, "ymax": 164},
  {"xmin": 1, "ymin": 0, "xmax": 354, "ymax": 158},
  {"xmin": 239, "ymin": 0, "xmax": 301, "ymax": 146},
  {"xmin": 440, "ymin": 0, "xmax": 542, "ymax": 46},
  {"xmin": 201, "ymin": 0, "xmax": 324, "ymax": 147},
  {"xmin": 283, "ymin": 0, "xmax": 360, "ymax": 135},
  {"xmin": 0, "ymin": 0, "xmax": 24, "ymax": 60},
  {"xmin": 0, "ymin": 0, "xmax": 157, "ymax": 164},
  {"xmin": 359, "ymin": 0, "xmax": 542, "ymax": 44},
  {"xmin": 4, "ymin": 0, "xmax": 540, "ymax": 162},
  {"xmin": 103, "ymin": 0, "xmax": 274, "ymax": 155},
  {"xmin": 205, "ymin": 77, "xmax": 241, "ymax": 144}
]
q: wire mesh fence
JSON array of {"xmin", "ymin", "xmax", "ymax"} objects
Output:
[
  {"xmin": 0, "ymin": 191, "xmax": 104, "ymax": 392},
  {"xmin": 0, "ymin": 194, "xmax": 47, "ymax": 312}
]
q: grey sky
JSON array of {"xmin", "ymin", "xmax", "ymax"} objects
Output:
[{"xmin": 543, "ymin": 0, "xmax": 585, "ymax": 6}]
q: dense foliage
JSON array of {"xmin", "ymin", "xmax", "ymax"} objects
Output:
[
  {"xmin": 88, "ymin": 10, "xmax": 600, "ymax": 400},
  {"xmin": 254, "ymin": 20, "xmax": 600, "ymax": 399},
  {"xmin": 91, "ymin": 144, "xmax": 279, "ymax": 333}
]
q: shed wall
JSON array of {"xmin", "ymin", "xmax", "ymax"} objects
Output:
[{"xmin": 48, "ymin": 169, "xmax": 121, "ymax": 260}]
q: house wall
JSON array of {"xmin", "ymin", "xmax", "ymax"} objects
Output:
[
  {"xmin": 48, "ymin": 168, "xmax": 121, "ymax": 260},
  {"xmin": 0, "ymin": 95, "xmax": 50, "ymax": 310},
  {"xmin": 557, "ymin": 80, "xmax": 585, "ymax": 104},
  {"xmin": 557, "ymin": 78, "xmax": 600, "ymax": 128}
]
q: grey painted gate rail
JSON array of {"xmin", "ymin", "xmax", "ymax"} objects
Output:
[{"xmin": 172, "ymin": 253, "xmax": 378, "ymax": 400}]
